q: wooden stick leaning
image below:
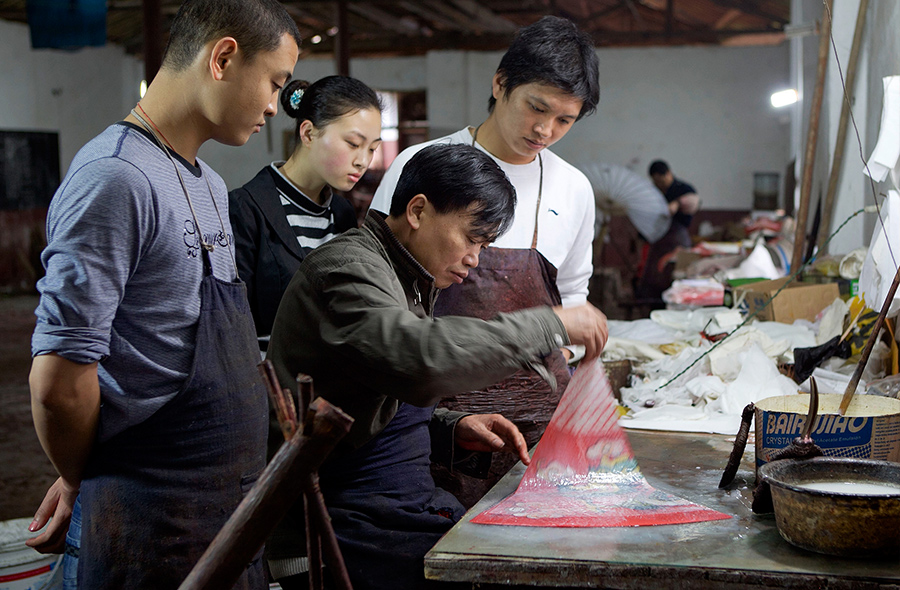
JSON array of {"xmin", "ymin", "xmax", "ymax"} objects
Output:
[
  {"xmin": 259, "ymin": 360, "xmax": 298, "ymax": 440},
  {"xmin": 817, "ymin": 0, "xmax": 868, "ymax": 254},
  {"xmin": 288, "ymin": 371, "xmax": 354, "ymax": 590},
  {"xmin": 179, "ymin": 368, "xmax": 354, "ymax": 590},
  {"xmin": 791, "ymin": 0, "xmax": 832, "ymax": 273},
  {"xmin": 305, "ymin": 491, "xmax": 324, "ymax": 590},
  {"xmin": 839, "ymin": 265, "xmax": 900, "ymax": 415}
]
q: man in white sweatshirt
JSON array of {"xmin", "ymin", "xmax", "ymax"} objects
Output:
[
  {"xmin": 371, "ymin": 15, "xmax": 599, "ymax": 314},
  {"xmin": 368, "ymin": 15, "xmax": 602, "ymax": 507}
]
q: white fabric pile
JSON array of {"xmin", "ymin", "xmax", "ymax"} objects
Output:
[{"xmin": 608, "ymin": 308, "xmax": 817, "ymax": 434}]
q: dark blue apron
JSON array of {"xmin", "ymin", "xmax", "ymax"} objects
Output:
[
  {"xmin": 77, "ymin": 249, "xmax": 268, "ymax": 589},
  {"xmin": 319, "ymin": 402, "xmax": 464, "ymax": 590}
]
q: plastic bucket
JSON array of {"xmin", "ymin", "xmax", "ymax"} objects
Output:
[
  {"xmin": 754, "ymin": 393, "xmax": 900, "ymax": 477},
  {"xmin": 0, "ymin": 518, "xmax": 61, "ymax": 590}
]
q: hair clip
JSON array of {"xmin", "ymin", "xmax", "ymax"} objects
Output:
[{"xmin": 289, "ymin": 88, "xmax": 304, "ymax": 110}]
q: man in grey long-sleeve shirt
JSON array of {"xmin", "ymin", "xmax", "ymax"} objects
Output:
[
  {"xmin": 27, "ymin": 1, "xmax": 301, "ymax": 587},
  {"xmin": 266, "ymin": 143, "xmax": 608, "ymax": 590}
]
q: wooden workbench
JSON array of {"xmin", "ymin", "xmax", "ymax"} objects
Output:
[{"xmin": 425, "ymin": 430, "xmax": 900, "ymax": 589}]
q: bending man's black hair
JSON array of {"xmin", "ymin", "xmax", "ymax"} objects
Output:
[{"xmin": 390, "ymin": 144, "xmax": 517, "ymax": 243}]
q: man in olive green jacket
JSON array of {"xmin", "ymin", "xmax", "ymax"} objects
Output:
[{"xmin": 266, "ymin": 143, "xmax": 608, "ymax": 590}]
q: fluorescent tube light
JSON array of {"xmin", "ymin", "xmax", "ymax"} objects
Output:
[{"xmin": 771, "ymin": 89, "xmax": 798, "ymax": 108}]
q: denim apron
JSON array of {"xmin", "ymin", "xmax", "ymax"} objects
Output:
[
  {"xmin": 431, "ymin": 132, "xmax": 571, "ymax": 508},
  {"xmin": 318, "ymin": 402, "xmax": 464, "ymax": 590},
  {"xmin": 76, "ymin": 249, "xmax": 268, "ymax": 589}
]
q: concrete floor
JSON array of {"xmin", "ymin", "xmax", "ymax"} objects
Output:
[{"xmin": 0, "ymin": 295, "xmax": 57, "ymax": 522}]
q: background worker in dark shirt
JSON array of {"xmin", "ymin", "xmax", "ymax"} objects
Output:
[
  {"xmin": 650, "ymin": 159, "xmax": 700, "ymax": 238},
  {"xmin": 637, "ymin": 160, "xmax": 701, "ymax": 302}
]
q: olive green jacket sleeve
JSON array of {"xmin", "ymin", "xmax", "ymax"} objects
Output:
[
  {"xmin": 315, "ymin": 259, "xmax": 567, "ymax": 402},
  {"xmin": 268, "ymin": 224, "xmax": 570, "ymax": 454}
]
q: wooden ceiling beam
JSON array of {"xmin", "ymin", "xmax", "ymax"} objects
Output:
[
  {"xmin": 665, "ymin": 0, "xmax": 674, "ymax": 34},
  {"xmin": 720, "ymin": 31, "xmax": 785, "ymax": 46},
  {"xmin": 282, "ymin": 4, "xmax": 333, "ymax": 30},
  {"xmin": 586, "ymin": 1, "xmax": 628, "ymax": 21},
  {"xmin": 590, "ymin": 25, "xmax": 780, "ymax": 44},
  {"xmin": 418, "ymin": 1, "xmax": 482, "ymax": 31},
  {"xmin": 706, "ymin": 0, "xmax": 788, "ymax": 24},
  {"xmin": 625, "ymin": 0, "xmax": 649, "ymax": 30},
  {"xmin": 448, "ymin": 0, "xmax": 519, "ymax": 34},
  {"xmin": 584, "ymin": 2, "xmax": 630, "ymax": 32},
  {"xmin": 347, "ymin": 3, "xmax": 419, "ymax": 35},
  {"xmin": 304, "ymin": 30, "xmax": 514, "ymax": 57},
  {"xmin": 573, "ymin": 0, "xmax": 592, "ymax": 19},
  {"xmin": 0, "ymin": 0, "xmax": 790, "ymax": 57},
  {"xmin": 714, "ymin": 8, "xmax": 743, "ymax": 29},
  {"xmin": 399, "ymin": 1, "xmax": 467, "ymax": 32},
  {"xmin": 637, "ymin": 0, "xmax": 719, "ymax": 28},
  {"xmin": 299, "ymin": 23, "xmax": 783, "ymax": 58}
]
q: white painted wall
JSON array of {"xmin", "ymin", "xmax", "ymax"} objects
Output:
[
  {"xmin": 860, "ymin": 1, "xmax": 900, "ymax": 246},
  {"xmin": 821, "ymin": 0, "xmax": 868, "ymax": 255},
  {"xmin": 570, "ymin": 45, "xmax": 790, "ymax": 213},
  {"xmin": 419, "ymin": 44, "xmax": 792, "ymax": 212},
  {"xmin": 1, "ymin": 18, "xmax": 791, "ymax": 215},
  {"xmin": 789, "ymin": 0, "xmax": 900, "ymax": 253},
  {"xmin": 0, "ymin": 18, "xmax": 427, "ymax": 191},
  {"xmin": 0, "ymin": 19, "xmax": 143, "ymax": 173}
]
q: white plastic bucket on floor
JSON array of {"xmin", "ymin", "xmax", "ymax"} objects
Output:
[{"xmin": 0, "ymin": 518, "xmax": 62, "ymax": 590}]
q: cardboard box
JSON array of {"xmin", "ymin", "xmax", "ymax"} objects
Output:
[
  {"xmin": 755, "ymin": 393, "xmax": 900, "ymax": 476},
  {"xmin": 733, "ymin": 277, "xmax": 840, "ymax": 323}
]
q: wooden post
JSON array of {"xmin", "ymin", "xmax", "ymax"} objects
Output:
[
  {"xmin": 791, "ymin": 0, "xmax": 832, "ymax": 275},
  {"xmin": 839, "ymin": 265, "xmax": 900, "ymax": 415},
  {"xmin": 665, "ymin": 0, "xmax": 674, "ymax": 37},
  {"xmin": 178, "ymin": 398, "xmax": 353, "ymax": 590},
  {"xmin": 817, "ymin": 0, "xmax": 868, "ymax": 253},
  {"xmin": 335, "ymin": 0, "xmax": 350, "ymax": 76},
  {"xmin": 142, "ymin": 0, "xmax": 163, "ymax": 84},
  {"xmin": 303, "ymin": 473, "xmax": 353, "ymax": 590}
]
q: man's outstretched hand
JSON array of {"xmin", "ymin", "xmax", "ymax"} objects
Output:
[{"xmin": 455, "ymin": 414, "xmax": 530, "ymax": 465}]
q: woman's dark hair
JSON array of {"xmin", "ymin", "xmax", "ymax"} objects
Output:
[
  {"xmin": 281, "ymin": 76, "xmax": 383, "ymax": 141},
  {"xmin": 163, "ymin": 0, "xmax": 301, "ymax": 71},
  {"xmin": 489, "ymin": 16, "xmax": 600, "ymax": 121},
  {"xmin": 390, "ymin": 144, "xmax": 517, "ymax": 243}
]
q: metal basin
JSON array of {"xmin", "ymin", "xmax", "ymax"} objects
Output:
[{"xmin": 759, "ymin": 457, "xmax": 900, "ymax": 558}]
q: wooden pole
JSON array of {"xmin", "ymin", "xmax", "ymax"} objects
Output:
[
  {"xmin": 142, "ymin": 0, "xmax": 163, "ymax": 84},
  {"xmin": 839, "ymin": 265, "xmax": 900, "ymax": 415},
  {"xmin": 335, "ymin": 0, "xmax": 350, "ymax": 77},
  {"xmin": 791, "ymin": 0, "xmax": 832, "ymax": 275},
  {"xmin": 665, "ymin": 0, "xmax": 674, "ymax": 37},
  {"xmin": 303, "ymin": 473, "xmax": 354, "ymax": 590},
  {"xmin": 304, "ymin": 492, "xmax": 324, "ymax": 590},
  {"xmin": 178, "ymin": 398, "xmax": 353, "ymax": 590},
  {"xmin": 817, "ymin": 0, "xmax": 868, "ymax": 254}
]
